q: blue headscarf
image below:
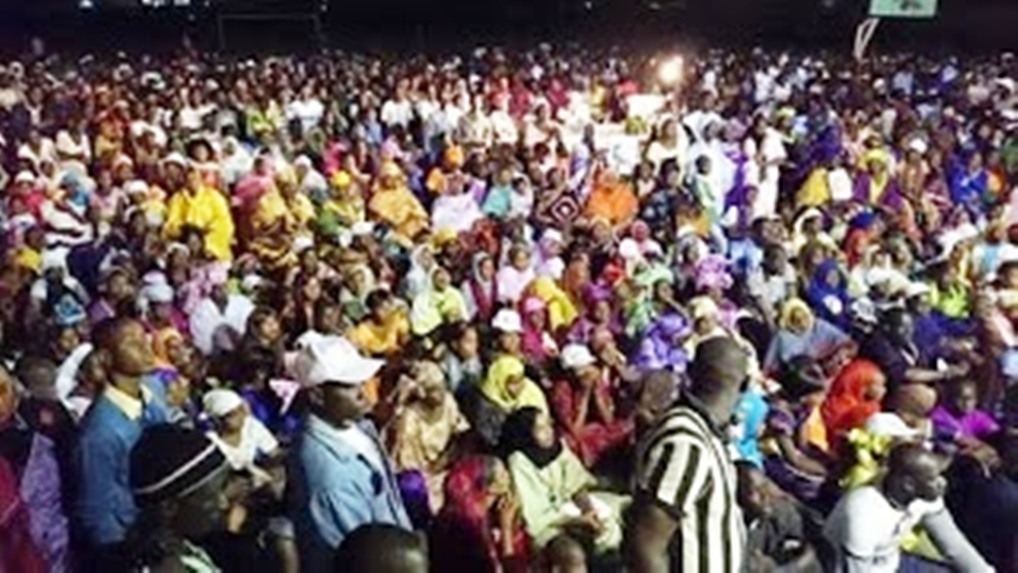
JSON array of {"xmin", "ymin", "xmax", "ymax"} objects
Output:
[{"xmin": 806, "ymin": 259, "xmax": 850, "ymax": 328}]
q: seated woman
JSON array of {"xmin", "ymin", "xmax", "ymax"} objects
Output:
[
  {"xmin": 519, "ymin": 296, "xmax": 559, "ymax": 368},
  {"xmin": 764, "ymin": 298, "xmax": 849, "ymax": 374},
  {"xmin": 441, "ymin": 322, "xmax": 484, "ymax": 397},
  {"xmin": 347, "ymin": 289, "xmax": 411, "ymax": 359},
  {"xmin": 479, "ymin": 355, "xmax": 549, "ymax": 417},
  {"xmin": 500, "ymin": 407, "xmax": 628, "ymax": 565},
  {"xmin": 761, "ymin": 356, "xmax": 831, "ymax": 503},
  {"xmin": 820, "ymin": 358, "xmax": 887, "ymax": 449},
  {"xmin": 931, "ymin": 379, "xmax": 1001, "ymax": 445},
  {"xmin": 368, "ymin": 161, "xmax": 429, "ymax": 247},
  {"xmin": 409, "ymin": 267, "xmax": 468, "ymax": 339},
  {"xmin": 389, "ymin": 361, "xmax": 469, "ymax": 514},
  {"xmin": 430, "ymin": 456, "xmax": 531, "ymax": 573},
  {"xmin": 552, "ymin": 344, "xmax": 634, "ymax": 469}
]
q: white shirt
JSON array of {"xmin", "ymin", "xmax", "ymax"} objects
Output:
[
  {"xmin": 287, "ymin": 98, "xmax": 325, "ymax": 133},
  {"xmin": 189, "ymin": 295, "xmax": 256, "ymax": 356},
  {"xmin": 490, "ymin": 110, "xmax": 519, "ymax": 145},
  {"xmin": 332, "ymin": 421, "xmax": 386, "ymax": 472},
  {"xmin": 209, "ymin": 415, "xmax": 279, "ymax": 472},
  {"xmin": 824, "ymin": 486, "xmax": 943, "ymax": 573},
  {"xmin": 179, "ymin": 104, "xmax": 213, "ymax": 132},
  {"xmin": 381, "ymin": 99, "xmax": 413, "ymax": 129}
]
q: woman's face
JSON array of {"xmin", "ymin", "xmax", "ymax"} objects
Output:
[
  {"xmin": 505, "ymin": 374, "xmax": 525, "ymax": 398},
  {"xmin": 302, "ymin": 278, "xmax": 323, "ymax": 303},
  {"xmin": 952, "ymin": 384, "xmax": 978, "ymax": 415},
  {"xmin": 825, "ymin": 269, "xmax": 841, "ymax": 288},
  {"xmin": 419, "ymin": 375, "xmax": 447, "ymax": 409},
  {"xmin": 479, "ymin": 257, "xmax": 496, "ymax": 281},
  {"xmin": 511, "ymin": 250, "xmax": 530, "ymax": 271},
  {"xmin": 592, "ymin": 300, "xmax": 612, "ymax": 323},
  {"xmin": 654, "ymin": 281, "xmax": 674, "ymax": 302},
  {"xmin": 456, "ymin": 328, "xmax": 479, "ymax": 358},
  {"xmin": 864, "ymin": 372, "xmax": 887, "ymax": 403},
  {"xmin": 531, "ymin": 411, "xmax": 556, "ymax": 449},
  {"xmin": 526, "ymin": 308, "xmax": 546, "ymax": 330},
  {"xmin": 433, "ymin": 269, "xmax": 452, "ymax": 291},
  {"xmin": 257, "ymin": 315, "xmax": 282, "ymax": 344},
  {"xmin": 788, "ymin": 308, "xmax": 812, "ymax": 334},
  {"xmin": 499, "ymin": 331, "xmax": 521, "ymax": 355}
]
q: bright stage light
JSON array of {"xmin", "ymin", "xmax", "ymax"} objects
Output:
[{"xmin": 657, "ymin": 56, "xmax": 684, "ymax": 85}]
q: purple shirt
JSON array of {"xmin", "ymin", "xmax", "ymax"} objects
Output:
[{"xmin": 930, "ymin": 405, "xmax": 1000, "ymax": 441}]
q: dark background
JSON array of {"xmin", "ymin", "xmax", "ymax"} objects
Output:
[{"xmin": 1, "ymin": 0, "xmax": 1017, "ymax": 56}]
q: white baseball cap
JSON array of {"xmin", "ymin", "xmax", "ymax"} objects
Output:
[
  {"xmin": 293, "ymin": 337, "xmax": 384, "ymax": 388},
  {"xmin": 492, "ymin": 309, "xmax": 523, "ymax": 334},
  {"xmin": 202, "ymin": 388, "xmax": 245, "ymax": 418},
  {"xmin": 561, "ymin": 344, "xmax": 596, "ymax": 369},
  {"xmin": 864, "ymin": 413, "xmax": 920, "ymax": 440}
]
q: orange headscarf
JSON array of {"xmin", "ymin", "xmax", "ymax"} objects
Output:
[
  {"xmin": 584, "ymin": 173, "xmax": 638, "ymax": 226},
  {"xmin": 821, "ymin": 359, "xmax": 885, "ymax": 440}
]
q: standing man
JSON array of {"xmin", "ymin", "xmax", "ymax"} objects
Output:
[
  {"xmin": 625, "ymin": 337, "xmax": 748, "ymax": 573},
  {"xmin": 289, "ymin": 338, "xmax": 411, "ymax": 572},
  {"xmin": 76, "ymin": 317, "xmax": 168, "ymax": 565},
  {"xmin": 825, "ymin": 443, "xmax": 994, "ymax": 573}
]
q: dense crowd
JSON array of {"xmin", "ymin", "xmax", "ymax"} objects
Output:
[{"xmin": 0, "ymin": 42, "xmax": 1017, "ymax": 573}]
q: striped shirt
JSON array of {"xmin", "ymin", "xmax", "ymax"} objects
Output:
[{"xmin": 634, "ymin": 402, "xmax": 746, "ymax": 573}]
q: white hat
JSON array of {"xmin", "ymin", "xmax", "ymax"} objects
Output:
[
  {"xmin": 163, "ymin": 152, "xmax": 188, "ymax": 167},
  {"xmin": 14, "ymin": 170, "xmax": 35, "ymax": 184},
  {"xmin": 561, "ymin": 344, "xmax": 596, "ymax": 369},
  {"xmin": 293, "ymin": 337, "xmax": 384, "ymax": 388},
  {"xmin": 904, "ymin": 282, "xmax": 931, "ymax": 300},
  {"xmin": 492, "ymin": 309, "xmax": 523, "ymax": 333},
  {"xmin": 618, "ymin": 238, "xmax": 641, "ymax": 260},
  {"xmin": 125, "ymin": 179, "xmax": 150, "ymax": 196},
  {"xmin": 864, "ymin": 412, "xmax": 920, "ymax": 440},
  {"xmin": 202, "ymin": 388, "xmax": 245, "ymax": 418},
  {"xmin": 293, "ymin": 236, "xmax": 315, "ymax": 253},
  {"xmin": 907, "ymin": 138, "xmax": 929, "ymax": 155},
  {"xmin": 41, "ymin": 249, "xmax": 67, "ymax": 273},
  {"xmin": 144, "ymin": 283, "xmax": 175, "ymax": 304},
  {"xmin": 294, "ymin": 155, "xmax": 312, "ymax": 168},
  {"xmin": 542, "ymin": 229, "xmax": 564, "ymax": 245},
  {"xmin": 352, "ymin": 221, "xmax": 375, "ymax": 237}
]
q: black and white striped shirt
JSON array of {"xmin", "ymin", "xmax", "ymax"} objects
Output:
[{"xmin": 634, "ymin": 402, "xmax": 746, "ymax": 573}]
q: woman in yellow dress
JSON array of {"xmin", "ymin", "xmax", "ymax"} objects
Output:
[
  {"xmin": 246, "ymin": 166, "xmax": 316, "ymax": 270},
  {"xmin": 368, "ymin": 161, "xmax": 429, "ymax": 246}
]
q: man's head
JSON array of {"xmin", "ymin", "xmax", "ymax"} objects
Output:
[
  {"xmin": 16, "ymin": 356, "xmax": 58, "ymax": 402},
  {"xmin": 333, "ymin": 524, "xmax": 428, "ymax": 573},
  {"xmin": 635, "ymin": 370, "xmax": 680, "ymax": 433},
  {"xmin": 735, "ymin": 462, "xmax": 778, "ymax": 521},
  {"xmin": 130, "ymin": 425, "xmax": 229, "ymax": 540},
  {"xmin": 688, "ymin": 337, "xmax": 749, "ymax": 422},
  {"xmin": 886, "ymin": 443, "xmax": 949, "ymax": 504},
  {"xmin": 98, "ymin": 318, "xmax": 154, "ymax": 381},
  {"xmin": 297, "ymin": 338, "xmax": 383, "ymax": 427}
]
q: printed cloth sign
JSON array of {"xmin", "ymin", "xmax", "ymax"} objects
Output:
[{"xmin": 869, "ymin": 0, "xmax": 938, "ymax": 19}]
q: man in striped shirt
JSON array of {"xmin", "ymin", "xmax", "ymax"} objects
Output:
[{"xmin": 625, "ymin": 337, "xmax": 749, "ymax": 573}]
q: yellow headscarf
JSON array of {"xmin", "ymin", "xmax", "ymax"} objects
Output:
[
  {"xmin": 778, "ymin": 298, "xmax": 815, "ymax": 332},
  {"xmin": 525, "ymin": 277, "xmax": 579, "ymax": 332},
  {"xmin": 480, "ymin": 355, "xmax": 549, "ymax": 414}
]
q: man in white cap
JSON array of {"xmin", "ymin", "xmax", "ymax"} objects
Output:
[{"xmin": 289, "ymin": 338, "xmax": 411, "ymax": 573}]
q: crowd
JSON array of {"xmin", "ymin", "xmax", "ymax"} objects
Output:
[{"xmin": 0, "ymin": 41, "xmax": 1017, "ymax": 573}]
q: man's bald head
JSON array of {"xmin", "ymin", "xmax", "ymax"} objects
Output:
[
  {"xmin": 334, "ymin": 524, "xmax": 428, "ymax": 573},
  {"xmin": 887, "ymin": 443, "xmax": 949, "ymax": 503},
  {"xmin": 688, "ymin": 337, "xmax": 749, "ymax": 400}
]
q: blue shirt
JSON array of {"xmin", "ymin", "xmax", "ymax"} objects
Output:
[
  {"xmin": 290, "ymin": 415, "xmax": 411, "ymax": 573},
  {"xmin": 76, "ymin": 376, "xmax": 167, "ymax": 546}
]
